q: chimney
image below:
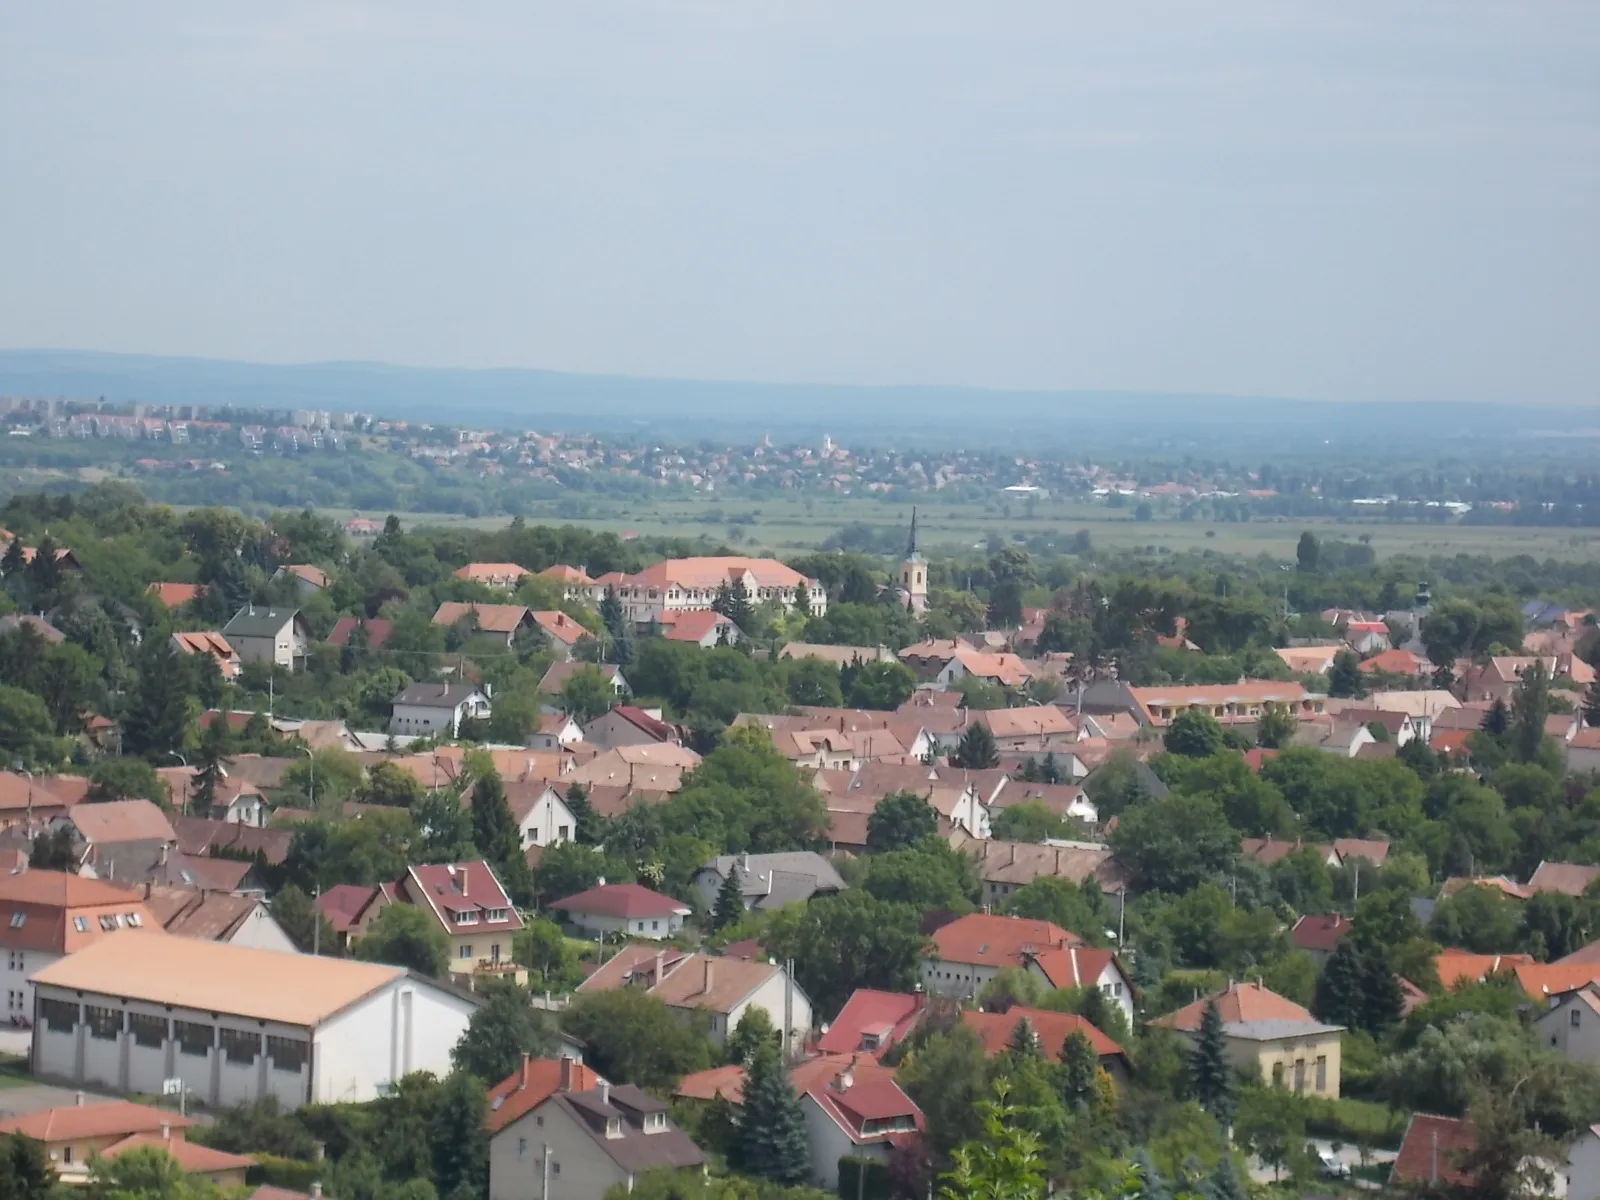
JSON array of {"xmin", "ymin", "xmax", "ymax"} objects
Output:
[
  {"xmin": 311, "ymin": 1185, "xmax": 323, "ymax": 1200},
  {"xmin": 559, "ymin": 1057, "xmax": 575, "ymax": 1093},
  {"xmin": 160, "ymin": 1122, "xmax": 171, "ymax": 1141},
  {"xmin": 75, "ymin": 1092, "xmax": 84, "ymax": 1107},
  {"xmin": 703, "ymin": 957, "xmax": 714, "ymax": 994},
  {"xmin": 598, "ymin": 1080, "xmax": 611, "ymax": 1107},
  {"xmin": 520, "ymin": 1052, "xmax": 530, "ymax": 1091},
  {"xmin": 835, "ymin": 1067, "xmax": 854, "ymax": 1092},
  {"xmin": 654, "ymin": 949, "xmax": 665, "ymax": 984}
]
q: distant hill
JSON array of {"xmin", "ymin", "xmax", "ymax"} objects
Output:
[{"xmin": 0, "ymin": 349, "xmax": 1591, "ymax": 452}]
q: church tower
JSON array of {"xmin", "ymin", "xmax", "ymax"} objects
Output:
[{"xmin": 899, "ymin": 507, "xmax": 928, "ymax": 614}]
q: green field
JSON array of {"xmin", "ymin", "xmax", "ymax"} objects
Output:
[{"xmin": 325, "ymin": 494, "xmax": 1600, "ymax": 563}]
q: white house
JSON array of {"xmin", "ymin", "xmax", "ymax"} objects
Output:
[
  {"xmin": 0, "ymin": 871, "xmax": 156, "ymax": 1020},
  {"xmin": 1568, "ymin": 1125, "xmax": 1600, "ymax": 1200},
  {"xmin": 1536, "ymin": 985, "xmax": 1600, "ymax": 1067},
  {"xmin": 221, "ymin": 608, "xmax": 313, "ymax": 672},
  {"xmin": 1023, "ymin": 945, "xmax": 1137, "ymax": 1028},
  {"xmin": 506, "ymin": 784, "xmax": 579, "ymax": 853},
  {"xmin": 799, "ymin": 1076, "xmax": 923, "ymax": 1190},
  {"xmin": 919, "ymin": 913, "xmax": 1080, "ymax": 999},
  {"xmin": 641, "ymin": 953, "xmax": 813, "ymax": 1050},
  {"xmin": 390, "ymin": 682, "xmax": 492, "ymax": 737},
  {"xmin": 548, "ymin": 883, "xmax": 690, "ymax": 941},
  {"xmin": 29, "ymin": 934, "xmax": 478, "ymax": 1108}
]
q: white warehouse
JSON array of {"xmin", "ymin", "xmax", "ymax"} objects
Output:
[{"xmin": 29, "ymin": 934, "xmax": 479, "ymax": 1108}]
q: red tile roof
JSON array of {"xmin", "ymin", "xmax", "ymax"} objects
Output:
[
  {"xmin": 327, "ymin": 617, "xmax": 394, "ymax": 649},
  {"xmin": 1391, "ymin": 1114, "xmax": 1476, "ymax": 1187},
  {"xmin": 1026, "ymin": 946, "xmax": 1123, "ymax": 993},
  {"xmin": 610, "ymin": 706, "xmax": 676, "ymax": 742},
  {"xmin": 1527, "ymin": 861, "xmax": 1600, "ymax": 898},
  {"xmin": 104, "ymin": 1133, "xmax": 254, "ymax": 1175},
  {"xmin": 0, "ymin": 1099, "xmax": 191, "ymax": 1142},
  {"xmin": 804, "ymin": 1078, "xmax": 923, "ymax": 1146},
  {"xmin": 431, "ymin": 602, "xmax": 531, "ymax": 634},
  {"xmin": 316, "ymin": 883, "xmax": 381, "ymax": 934},
  {"xmin": 484, "ymin": 1057, "xmax": 598, "ymax": 1133},
  {"xmin": 550, "ymin": 883, "xmax": 691, "ymax": 920},
  {"xmin": 1290, "ymin": 913, "xmax": 1353, "ymax": 953},
  {"xmin": 661, "ymin": 610, "xmax": 738, "ymax": 643},
  {"xmin": 928, "ymin": 913, "xmax": 1080, "ymax": 970},
  {"xmin": 403, "ymin": 862, "xmax": 523, "ymax": 934},
  {"xmin": 1433, "ymin": 950, "xmax": 1534, "ymax": 989},
  {"xmin": 147, "ymin": 582, "xmax": 202, "ymax": 608},
  {"xmin": 962, "ymin": 1006, "xmax": 1126, "ymax": 1061},
  {"xmin": 815, "ymin": 990, "xmax": 923, "ymax": 1057},
  {"xmin": 1153, "ymin": 981, "xmax": 1314, "ymax": 1032},
  {"xmin": 531, "ymin": 610, "xmax": 593, "ymax": 646}
]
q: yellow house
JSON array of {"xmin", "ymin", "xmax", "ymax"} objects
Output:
[
  {"xmin": 0, "ymin": 1099, "xmax": 253, "ymax": 1187},
  {"xmin": 1152, "ymin": 981, "xmax": 1344, "ymax": 1099}
]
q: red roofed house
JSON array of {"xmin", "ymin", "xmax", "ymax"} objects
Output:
[
  {"xmin": 659, "ymin": 609, "xmax": 741, "ymax": 647},
  {"xmin": 962, "ymin": 1006, "xmax": 1129, "ymax": 1081},
  {"xmin": 454, "ymin": 562, "xmax": 532, "ymax": 590},
  {"xmin": 583, "ymin": 705, "xmax": 676, "ymax": 751},
  {"xmin": 1359, "ymin": 648, "xmax": 1429, "ymax": 679},
  {"xmin": 0, "ymin": 870, "xmax": 156, "ymax": 1016},
  {"xmin": 549, "ymin": 883, "xmax": 691, "ymax": 940},
  {"xmin": 431, "ymin": 602, "xmax": 535, "ymax": 647},
  {"xmin": 395, "ymin": 861, "xmax": 525, "ymax": 986},
  {"xmin": 327, "ymin": 617, "xmax": 395, "ymax": 651},
  {"xmin": 1289, "ymin": 913, "xmax": 1353, "ymax": 962},
  {"xmin": 1390, "ymin": 1114, "xmax": 1477, "ymax": 1190},
  {"xmin": 921, "ymin": 913, "xmax": 1081, "ymax": 998},
  {"xmin": 147, "ymin": 582, "xmax": 202, "ymax": 609},
  {"xmin": 170, "ymin": 631, "xmax": 241, "ymax": 680},
  {"xmin": 815, "ymin": 989, "xmax": 924, "ymax": 1058},
  {"xmin": 315, "ymin": 882, "xmax": 390, "ymax": 953},
  {"xmin": 800, "ymin": 1072, "xmax": 924, "ymax": 1190},
  {"xmin": 272, "ymin": 564, "xmax": 330, "ymax": 596},
  {"xmin": 485, "ymin": 1055, "xmax": 598, "ymax": 1135},
  {"xmin": 605, "ymin": 557, "xmax": 826, "ymax": 625},
  {"xmin": 0, "ymin": 1099, "xmax": 252, "ymax": 1186},
  {"xmin": 531, "ymin": 610, "xmax": 594, "ymax": 657},
  {"xmin": 1024, "ymin": 945, "xmax": 1136, "ymax": 1026},
  {"xmin": 1153, "ymin": 981, "xmax": 1344, "ymax": 1097}
]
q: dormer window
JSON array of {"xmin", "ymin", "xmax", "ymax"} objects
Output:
[
  {"xmin": 605, "ymin": 1117, "xmax": 622, "ymax": 1138},
  {"xmin": 72, "ymin": 917, "xmax": 88, "ymax": 932},
  {"xmin": 455, "ymin": 911, "xmax": 479, "ymax": 925},
  {"xmin": 8, "ymin": 913, "xmax": 23, "ymax": 929},
  {"xmin": 644, "ymin": 1112, "xmax": 666, "ymax": 1133}
]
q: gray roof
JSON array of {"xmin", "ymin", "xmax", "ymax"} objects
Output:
[
  {"xmin": 702, "ymin": 852, "xmax": 845, "ymax": 896},
  {"xmin": 1222, "ymin": 1018, "xmax": 1344, "ymax": 1042},
  {"xmin": 393, "ymin": 682, "xmax": 485, "ymax": 709},
  {"xmin": 554, "ymin": 1088, "xmax": 704, "ymax": 1173},
  {"xmin": 222, "ymin": 607, "xmax": 304, "ymax": 638}
]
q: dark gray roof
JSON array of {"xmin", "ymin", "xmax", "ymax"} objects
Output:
[
  {"xmin": 393, "ymin": 682, "xmax": 484, "ymax": 708},
  {"xmin": 554, "ymin": 1089, "xmax": 704, "ymax": 1173},
  {"xmin": 1222, "ymin": 1018, "xmax": 1344, "ymax": 1041},
  {"xmin": 222, "ymin": 607, "xmax": 304, "ymax": 638},
  {"xmin": 702, "ymin": 852, "xmax": 845, "ymax": 897}
]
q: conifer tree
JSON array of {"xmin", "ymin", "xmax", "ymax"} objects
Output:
[
  {"xmin": 610, "ymin": 615, "xmax": 636, "ymax": 668},
  {"xmin": 192, "ymin": 713, "xmax": 233, "ymax": 817},
  {"xmin": 1511, "ymin": 658, "xmax": 1552, "ymax": 763},
  {"xmin": 1312, "ymin": 939, "xmax": 1363, "ymax": 1030},
  {"xmin": 954, "ymin": 721, "xmax": 999, "ymax": 769},
  {"xmin": 712, "ymin": 863, "xmax": 746, "ymax": 930},
  {"xmin": 1059, "ymin": 1028, "xmax": 1100, "ymax": 1111},
  {"xmin": 1482, "ymin": 697, "xmax": 1511, "ymax": 738},
  {"xmin": 563, "ymin": 781, "xmax": 598, "ymax": 845},
  {"xmin": 793, "ymin": 581, "xmax": 812, "ymax": 620},
  {"xmin": 122, "ymin": 638, "xmax": 190, "ymax": 760},
  {"xmin": 1133, "ymin": 1148, "xmax": 1174, "ymax": 1200},
  {"xmin": 736, "ymin": 1042, "xmax": 810, "ymax": 1185},
  {"xmin": 1040, "ymin": 752, "xmax": 1061, "ymax": 784},
  {"xmin": 1190, "ymin": 999, "xmax": 1235, "ymax": 1126},
  {"xmin": 1204, "ymin": 1154, "xmax": 1248, "ymax": 1200},
  {"xmin": 1585, "ymin": 678, "xmax": 1600, "ymax": 731},
  {"xmin": 599, "ymin": 585, "xmax": 625, "ymax": 638},
  {"xmin": 1357, "ymin": 946, "xmax": 1404, "ymax": 1037},
  {"xmin": 471, "ymin": 769, "xmax": 520, "ymax": 865},
  {"xmin": 1006, "ymin": 1016, "xmax": 1040, "ymax": 1059}
]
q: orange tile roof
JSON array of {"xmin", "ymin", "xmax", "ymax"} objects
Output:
[
  {"xmin": 928, "ymin": 913, "xmax": 1079, "ymax": 969},
  {"xmin": 531, "ymin": 610, "xmax": 593, "ymax": 646},
  {"xmin": 431, "ymin": 602, "xmax": 531, "ymax": 634},
  {"xmin": 1026, "ymin": 946, "xmax": 1123, "ymax": 992},
  {"xmin": 455, "ymin": 562, "xmax": 532, "ymax": 584},
  {"xmin": 485, "ymin": 1057, "xmax": 599, "ymax": 1133},
  {"xmin": 962, "ymin": 1006, "xmax": 1126, "ymax": 1061},
  {"xmin": 676, "ymin": 1053, "xmax": 897, "ymax": 1106},
  {"xmin": 1432, "ymin": 950, "xmax": 1534, "ymax": 990},
  {"xmin": 538, "ymin": 564, "xmax": 595, "ymax": 585},
  {"xmin": 147, "ymin": 582, "xmax": 202, "ymax": 608},
  {"xmin": 1510, "ymin": 961, "xmax": 1600, "ymax": 1000},
  {"xmin": 104, "ymin": 1133, "xmax": 254, "ymax": 1175},
  {"xmin": 1392, "ymin": 1114, "xmax": 1476, "ymax": 1187},
  {"xmin": 1153, "ymin": 981, "xmax": 1314, "ymax": 1032},
  {"xmin": 0, "ymin": 1100, "xmax": 191, "ymax": 1143},
  {"xmin": 625, "ymin": 556, "xmax": 814, "ymax": 592}
]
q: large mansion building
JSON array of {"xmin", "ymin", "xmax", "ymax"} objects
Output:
[{"xmin": 552, "ymin": 557, "xmax": 827, "ymax": 626}]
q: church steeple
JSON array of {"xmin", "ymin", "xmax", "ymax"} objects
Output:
[
  {"xmin": 906, "ymin": 506, "xmax": 919, "ymax": 559},
  {"xmin": 900, "ymin": 507, "xmax": 928, "ymax": 613}
]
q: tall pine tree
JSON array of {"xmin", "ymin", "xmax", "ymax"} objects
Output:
[
  {"xmin": 1190, "ymin": 999, "xmax": 1235, "ymax": 1127},
  {"xmin": 122, "ymin": 638, "xmax": 190, "ymax": 760},
  {"xmin": 192, "ymin": 714, "xmax": 234, "ymax": 817},
  {"xmin": 1203, "ymin": 1154, "xmax": 1247, "ymax": 1200},
  {"xmin": 1357, "ymin": 946, "xmax": 1404, "ymax": 1037},
  {"xmin": 712, "ymin": 863, "xmax": 746, "ymax": 930},
  {"xmin": 1312, "ymin": 939, "xmax": 1363, "ymax": 1030},
  {"xmin": 736, "ymin": 1042, "xmax": 810, "ymax": 1185},
  {"xmin": 1059, "ymin": 1029, "xmax": 1100, "ymax": 1111},
  {"xmin": 954, "ymin": 722, "xmax": 999, "ymax": 769},
  {"xmin": 470, "ymin": 767, "xmax": 534, "ymax": 905},
  {"xmin": 1006, "ymin": 1016, "xmax": 1040, "ymax": 1059},
  {"xmin": 563, "ymin": 781, "xmax": 598, "ymax": 845},
  {"xmin": 1585, "ymin": 678, "xmax": 1600, "ymax": 731}
]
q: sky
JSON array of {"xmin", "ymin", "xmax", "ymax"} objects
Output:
[{"xmin": 1, "ymin": 2, "xmax": 1597, "ymax": 405}]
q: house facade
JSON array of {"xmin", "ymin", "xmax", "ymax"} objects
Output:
[
  {"xmin": 603, "ymin": 557, "xmax": 827, "ymax": 625},
  {"xmin": 390, "ymin": 683, "xmax": 492, "ymax": 737},
  {"xmin": 221, "ymin": 608, "xmax": 312, "ymax": 672}
]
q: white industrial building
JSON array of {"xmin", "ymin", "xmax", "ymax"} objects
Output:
[{"xmin": 29, "ymin": 934, "xmax": 479, "ymax": 1108}]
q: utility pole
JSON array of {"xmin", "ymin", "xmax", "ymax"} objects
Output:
[{"xmin": 312, "ymin": 883, "xmax": 321, "ymax": 956}]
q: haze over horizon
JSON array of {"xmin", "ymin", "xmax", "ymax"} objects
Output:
[{"xmin": 2, "ymin": 3, "xmax": 1597, "ymax": 407}]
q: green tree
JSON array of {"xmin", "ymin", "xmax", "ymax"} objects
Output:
[
  {"xmin": 861, "ymin": 842, "xmax": 979, "ymax": 912},
  {"xmin": 358, "ymin": 760, "xmax": 427, "ymax": 808},
  {"xmin": 1312, "ymin": 939, "xmax": 1363, "ymax": 1029},
  {"xmin": 712, "ymin": 864, "xmax": 746, "ymax": 930},
  {"xmin": 736, "ymin": 1042, "xmax": 811, "ymax": 1186},
  {"xmin": 429, "ymin": 1070, "xmax": 488, "ymax": 1200},
  {"xmin": 561, "ymin": 665, "xmax": 615, "ymax": 725},
  {"xmin": 1233, "ymin": 1087, "xmax": 1305, "ymax": 1182},
  {"xmin": 192, "ymin": 715, "xmax": 233, "ymax": 817},
  {"xmin": 1059, "ymin": 1029, "xmax": 1101, "ymax": 1112},
  {"xmin": 1327, "ymin": 650, "xmax": 1365, "ymax": 699},
  {"xmin": 561, "ymin": 989, "xmax": 715, "ymax": 1091},
  {"xmin": 1357, "ymin": 946, "xmax": 1404, "ymax": 1037},
  {"xmin": 1109, "ymin": 793, "xmax": 1237, "ymax": 894},
  {"xmin": 1429, "ymin": 885, "xmax": 1523, "ymax": 954},
  {"xmin": 725, "ymin": 1005, "xmax": 778, "ymax": 1066},
  {"xmin": 763, "ymin": 890, "xmax": 927, "ymax": 1015},
  {"xmin": 1003, "ymin": 876, "xmax": 1103, "ymax": 942},
  {"xmin": 1510, "ymin": 658, "xmax": 1552, "ymax": 764},
  {"xmin": 270, "ymin": 883, "xmax": 336, "ymax": 955},
  {"xmin": 952, "ymin": 722, "xmax": 999, "ymax": 770},
  {"xmin": 991, "ymin": 801, "xmax": 1069, "ymax": 844},
  {"xmin": 451, "ymin": 988, "xmax": 556, "ymax": 1085},
  {"xmin": 781, "ymin": 658, "xmax": 842, "ymax": 707},
  {"xmin": 122, "ymin": 637, "xmax": 190, "ymax": 759},
  {"xmin": 712, "ymin": 580, "xmax": 755, "ymax": 632},
  {"xmin": 86, "ymin": 759, "xmax": 170, "ymax": 806},
  {"xmin": 846, "ymin": 661, "xmax": 916, "ymax": 710},
  {"xmin": 86, "ymin": 1144, "xmax": 222, "ymax": 1200},
  {"xmin": 1005, "ymin": 1016, "xmax": 1041, "ymax": 1059},
  {"xmin": 357, "ymin": 904, "xmax": 450, "ymax": 977},
  {"xmin": 0, "ymin": 1132, "xmax": 56, "ymax": 1200},
  {"xmin": 513, "ymin": 918, "xmax": 583, "ymax": 991},
  {"xmin": 1295, "ymin": 532, "xmax": 1320, "ymax": 573},
  {"xmin": 937, "ymin": 1080, "xmax": 1046, "ymax": 1200},
  {"xmin": 563, "ymin": 781, "xmax": 600, "ymax": 845},
  {"xmin": 1164, "ymin": 710, "xmax": 1225, "ymax": 758},
  {"xmin": 1254, "ymin": 703, "xmax": 1297, "ymax": 750},
  {"xmin": 866, "ymin": 791, "xmax": 938, "ymax": 852},
  {"xmin": 1190, "ymin": 999, "xmax": 1234, "ymax": 1126}
]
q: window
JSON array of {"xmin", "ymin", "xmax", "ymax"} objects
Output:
[
  {"xmin": 1293, "ymin": 1058, "xmax": 1306, "ymax": 1092},
  {"xmin": 605, "ymin": 1117, "xmax": 622, "ymax": 1138},
  {"xmin": 644, "ymin": 1112, "xmax": 667, "ymax": 1133},
  {"xmin": 174, "ymin": 1019, "xmax": 213, "ymax": 1057},
  {"xmin": 1271, "ymin": 1062, "xmax": 1284, "ymax": 1088},
  {"xmin": 73, "ymin": 917, "xmax": 88, "ymax": 933},
  {"xmin": 459, "ymin": 945, "xmax": 473, "ymax": 959},
  {"xmin": 268, "ymin": 1036, "xmax": 307, "ymax": 1073},
  {"xmin": 1315, "ymin": 1056, "xmax": 1327, "ymax": 1093},
  {"xmin": 99, "ymin": 915, "xmax": 119, "ymax": 931},
  {"xmin": 62, "ymin": 1147, "xmax": 72, "ymax": 1164},
  {"xmin": 517, "ymin": 1138, "xmax": 527, "ymax": 1158},
  {"xmin": 8, "ymin": 912, "xmax": 23, "ymax": 929},
  {"xmin": 1574, "ymin": 1009, "xmax": 1583, "ymax": 1028},
  {"xmin": 128, "ymin": 1013, "xmax": 166, "ymax": 1048},
  {"xmin": 40, "ymin": 999, "xmax": 78, "ymax": 1033},
  {"xmin": 552, "ymin": 1163, "xmax": 560, "ymax": 1176},
  {"xmin": 219, "ymin": 1027, "xmax": 259, "ymax": 1065},
  {"xmin": 125, "ymin": 913, "xmax": 142, "ymax": 928},
  {"xmin": 455, "ymin": 911, "xmax": 478, "ymax": 925},
  {"xmin": 651, "ymin": 921, "xmax": 659, "ymax": 932},
  {"xmin": 85, "ymin": 1005, "xmax": 121, "ymax": 1041}
]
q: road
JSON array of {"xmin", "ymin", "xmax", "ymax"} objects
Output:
[{"xmin": 1248, "ymin": 1138, "xmax": 1397, "ymax": 1189}]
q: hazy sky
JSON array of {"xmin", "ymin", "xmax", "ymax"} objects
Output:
[{"xmin": 2, "ymin": 3, "xmax": 1596, "ymax": 404}]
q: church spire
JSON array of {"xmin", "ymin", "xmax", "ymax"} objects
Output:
[{"xmin": 906, "ymin": 506, "xmax": 918, "ymax": 558}]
